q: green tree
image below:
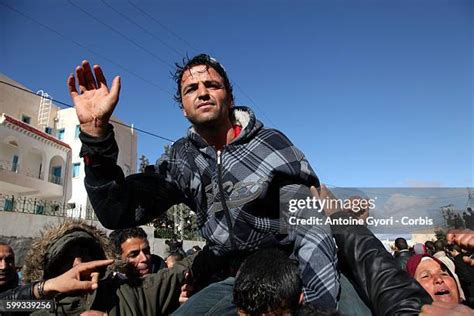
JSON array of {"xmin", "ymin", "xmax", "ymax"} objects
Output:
[{"xmin": 138, "ymin": 154, "xmax": 149, "ymax": 173}]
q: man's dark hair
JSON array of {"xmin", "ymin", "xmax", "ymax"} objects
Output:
[
  {"xmin": 394, "ymin": 237, "xmax": 408, "ymax": 250},
  {"xmin": 110, "ymin": 227, "xmax": 148, "ymax": 255},
  {"xmin": 173, "ymin": 54, "xmax": 234, "ymax": 107},
  {"xmin": 296, "ymin": 303, "xmax": 340, "ymax": 316},
  {"xmin": 233, "ymin": 248, "xmax": 302, "ymax": 315},
  {"xmin": 434, "ymin": 239, "xmax": 446, "ymax": 252},
  {"xmin": 424, "ymin": 241, "xmax": 435, "ymax": 254}
]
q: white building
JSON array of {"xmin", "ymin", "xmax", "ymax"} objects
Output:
[{"xmin": 0, "ymin": 73, "xmax": 137, "ymax": 218}]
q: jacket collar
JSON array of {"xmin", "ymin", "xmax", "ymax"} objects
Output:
[{"xmin": 186, "ymin": 106, "xmax": 263, "ymax": 149}]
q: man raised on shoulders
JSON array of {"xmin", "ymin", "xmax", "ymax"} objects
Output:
[{"xmin": 67, "ymin": 54, "xmax": 339, "ymax": 308}]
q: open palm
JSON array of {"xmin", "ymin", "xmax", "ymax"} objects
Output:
[{"xmin": 67, "ymin": 60, "xmax": 121, "ymax": 137}]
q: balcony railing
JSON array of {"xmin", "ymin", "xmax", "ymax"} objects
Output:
[{"xmin": 0, "ymin": 194, "xmax": 97, "ymax": 220}]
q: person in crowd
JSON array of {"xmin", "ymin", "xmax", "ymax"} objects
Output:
[
  {"xmin": 165, "ymin": 235, "xmax": 187, "ymax": 259},
  {"xmin": 186, "ymin": 245, "xmax": 202, "ymax": 256},
  {"xmin": 407, "ymin": 254, "xmax": 460, "ymax": 304},
  {"xmin": 233, "ymin": 248, "xmax": 303, "ymax": 315},
  {"xmin": 110, "ymin": 227, "xmax": 165, "ymax": 278},
  {"xmin": 425, "ymin": 240, "xmax": 436, "ymax": 256},
  {"xmin": 232, "ymin": 249, "xmax": 340, "ymax": 316},
  {"xmin": 432, "ymin": 239, "xmax": 466, "ymax": 301},
  {"xmin": 414, "ymin": 243, "xmax": 428, "ymax": 255},
  {"xmin": 4, "ymin": 219, "xmax": 207, "ymax": 315},
  {"xmin": 393, "ymin": 237, "xmax": 412, "ymax": 270},
  {"xmin": 67, "ymin": 54, "xmax": 339, "ymax": 307},
  {"xmin": 407, "ymin": 254, "xmax": 474, "ymax": 315},
  {"xmin": 166, "ymin": 252, "xmax": 184, "ymax": 269},
  {"xmin": 0, "ymin": 242, "xmax": 18, "ymax": 293},
  {"xmin": 466, "ymin": 208, "xmax": 474, "ymax": 230},
  {"xmin": 448, "ymin": 244, "xmax": 474, "ymax": 307}
]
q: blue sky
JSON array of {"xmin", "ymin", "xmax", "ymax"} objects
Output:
[{"xmin": 1, "ymin": 0, "xmax": 472, "ymax": 188}]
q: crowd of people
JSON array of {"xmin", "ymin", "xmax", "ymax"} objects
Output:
[
  {"xmin": 1, "ymin": 214, "xmax": 473, "ymax": 315},
  {"xmin": 1, "ymin": 53, "xmax": 473, "ymax": 315},
  {"xmin": 393, "ymin": 233, "xmax": 474, "ymax": 308},
  {"xmin": 442, "ymin": 207, "xmax": 474, "ymax": 230}
]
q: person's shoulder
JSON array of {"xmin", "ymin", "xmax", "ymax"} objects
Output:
[{"xmin": 257, "ymin": 127, "xmax": 293, "ymax": 143}]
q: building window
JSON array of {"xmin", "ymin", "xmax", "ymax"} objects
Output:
[
  {"xmin": 75, "ymin": 125, "xmax": 80, "ymax": 139},
  {"xmin": 44, "ymin": 127, "xmax": 53, "ymax": 134},
  {"xmin": 57, "ymin": 128, "xmax": 65, "ymax": 140},
  {"xmin": 11, "ymin": 155, "xmax": 19, "ymax": 172},
  {"xmin": 50, "ymin": 166, "xmax": 62, "ymax": 184},
  {"xmin": 72, "ymin": 163, "xmax": 81, "ymax": 178},
  {"xmin": 21, "ymin": 115, "xmax": 31, "ymax": 124}
]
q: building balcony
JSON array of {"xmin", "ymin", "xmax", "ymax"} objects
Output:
[{"xmin": 0, "ymin": 167, "xmax": 63, "ymax": 198}]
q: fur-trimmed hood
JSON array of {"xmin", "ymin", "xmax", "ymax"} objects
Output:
[{"xmin": 22, "ymin": 219, "xmax": 115, "ymax": 282}]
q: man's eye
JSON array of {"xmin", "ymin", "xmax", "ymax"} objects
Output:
[
  {"xmin": 184, "ymin": 87, "xmax": 196, "ymax": 94},
  {"xmin": 209, "ymin": 83, "xmax": 222, "ymax": 89}
]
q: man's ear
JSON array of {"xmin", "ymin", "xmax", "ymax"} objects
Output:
[{"xmin": 182, "ymin": 106, "xmax": 188, "ymax": 117}]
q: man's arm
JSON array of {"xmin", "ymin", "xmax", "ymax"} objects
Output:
[
  {"xmin": 330, "ymin": 212, "xmax": 432, "ymax": 315},
  {"xmin": 79, "ymin": 126, "xmax": 186, "ymax": 229},
  {"xmin": 68, "ymin": 61, "xmax": 185, "ymax": 229},
  {"xmin": 447, "ymin": 229, "xmax": 474, "ymax": 266},
  {"xmin": 0, "ymin": 260, "xmax": 113, "ymax": 300},
  {"xmin": 313, "ymin": 186, "xmax": 432, "ymax": 315}
]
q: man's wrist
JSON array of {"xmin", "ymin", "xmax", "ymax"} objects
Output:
[
  {"xmin": 41, "ymin": 279, "xmax": 58, "ymax": 298},
  {"xmin": 80, "ymin": 121, "xmax": 108, "ymax": 138}
]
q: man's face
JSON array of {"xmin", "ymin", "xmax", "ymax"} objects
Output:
[
  {"xmin": 180, "ymin": 65, "xmax": 232, "ymax": 129},
  {"xmin": 414, "ymin": 258, "xmax": 459, "ymax": 303},
  {"xmin": 0, "ymin": 245, "xmax": 16, "ymax": 287},
  {"xmin": 120, "ymin": 237, "xmax": 151, "ymax": 277}
]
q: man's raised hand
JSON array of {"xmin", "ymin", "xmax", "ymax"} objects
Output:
[
  {"xmin": 43, "ymin": 259, "xmax": 114, "ymax": 296},
  {"xmin": 67, "ymin": 60, "xmax": 121, "ymax": 137}
]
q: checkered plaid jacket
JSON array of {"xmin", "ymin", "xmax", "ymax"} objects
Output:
[{"xmin": 80, "ymin": 106, "xmax": 340, "ymax": 308}]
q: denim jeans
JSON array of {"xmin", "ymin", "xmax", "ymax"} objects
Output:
[
  {"xmin": 171, "ymin": 277, "xmax": 237, "ymax": 316},
  {"xmin": 172, "ymin": 274, "xmax": 371, "ymax": 315}
]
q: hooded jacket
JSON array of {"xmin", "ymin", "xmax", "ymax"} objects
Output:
[
  {"xmin": 82, "ymin": 106, "xmax": 318, "ymax": 252},
  {"xmin": 22, "ymin": 220, "xmax": 115, "ymax": 283},
  {"xmin": 16, "ymin": 220, "xmax": 190, "ymax": 315},
  {"xmin": 80, "ymin": 106, "xmax": 340, "ymax": 308}
]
